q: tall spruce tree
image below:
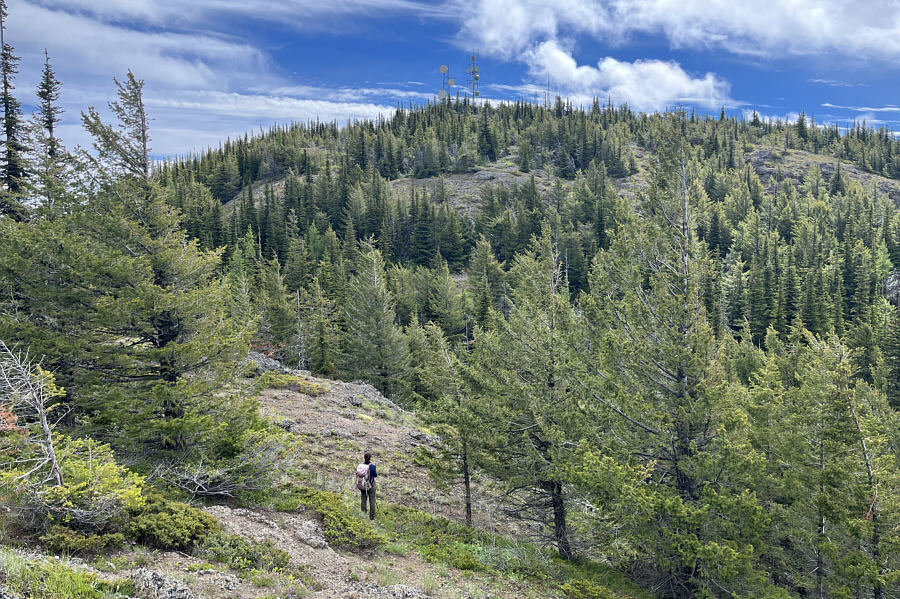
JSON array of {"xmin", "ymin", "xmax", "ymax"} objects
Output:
[
  {"xmin": 341, "ymin": 241, "xmax": 408, "ymax": 400},
  {"xmin": 466, "ymin": 234, "xmax": 586, "ymax": 559},
  {"xmin": 0, "ymin": 0, "xmax": 26, "ymax": 218},
  {"xmin": 583, "ymin": 120, "xmax": 772, "ymax": 596}
]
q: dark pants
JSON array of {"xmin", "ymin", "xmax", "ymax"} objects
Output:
[{"xmin": 360, "ymin": 484, "xmax": 376, "ymax": 519}]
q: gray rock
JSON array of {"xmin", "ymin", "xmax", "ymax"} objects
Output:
[
  {"xmin": 292, "ymin": 517, "xmax": 328, "ymax": 549},
  {"xmin": 277, "ymin": 418, "xmax": 304, "ymax": 434},
  {"xmin": 131, "ymin": 568, "xmax": 195, "ymax": 599},
  {"xmin": 342, "ymin": 582, "xmax": 432, "ymax": 598},
  {"xmin": 885, "ymin": 270, "xmax": 900, "ymax": 307},
  {"xmin": 0, "ymin": 585, "xmax": 25, "ymax": 599},
  {"xmin": 244, "ymin": 351, "xmax": 296, "ymax": 376}
]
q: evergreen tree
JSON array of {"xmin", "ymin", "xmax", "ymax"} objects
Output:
[
  {"xmin": 341, "ymin": 241, "xmax": 408, "ymax": 400},
  {"xmin": 466, "ymin": 234, "xmax": 585, "ymax": 560},
  {"xmin": 0, "ymin": 0, "xmax": 26, "ymax": 218},
  {"xmin": 30, "ymin": 50, "xmax": 67, "ymax": 217},
  {"xmin": 584, "ymin": 123, "xmax": 771, "ymax": 595}
]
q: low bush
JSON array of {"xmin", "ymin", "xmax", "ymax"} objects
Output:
[
  {"xmin": 271, "ymin": 486, "xmax": 386, "ymax": 551},
  {"xmin": 559, "ymin": 579, "xmax": 619, "ymax": 599},
  {"xmin": 39, "ymin": 526, "xmax": 125, "ymax": 555},
  {"xmin": 2, "ymin": 436, "xmax": 145, "ymax": 535},
  {"xmin": 195, "ymin": 530, "xmax": 290, "ymax": 573},
  {"xmin": 126, "ymin": 493, "xmax": 218, "ymax": 549}
]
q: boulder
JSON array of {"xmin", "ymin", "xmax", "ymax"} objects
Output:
[{"xmin": 131, "ymin": 568, "xmax": 195, "ymax": 599}]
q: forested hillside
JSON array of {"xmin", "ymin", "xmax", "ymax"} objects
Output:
[{"xmin": 3, "ymin": 9, "xmax": 900, "ymax": 596}]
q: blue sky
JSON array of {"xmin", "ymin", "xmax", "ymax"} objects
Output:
[{"xmin": 11, "ymin": 0, "xmax": 900, "ymax": 156}]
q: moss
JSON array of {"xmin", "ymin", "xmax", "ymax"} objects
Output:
[{"xmin": 256, "ymin": 372, "xmax": 328, "ymax": 396}]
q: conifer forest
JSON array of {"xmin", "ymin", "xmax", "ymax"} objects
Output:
[{"xmin": 3, "ymin": 2, "xmax": 900, "ymax": 597}]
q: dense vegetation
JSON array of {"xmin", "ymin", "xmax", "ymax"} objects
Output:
[{"xmin": 3, "ymin": 4, "xmax": 900, "ymax": 596}]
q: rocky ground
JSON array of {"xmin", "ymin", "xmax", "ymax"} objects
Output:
[{"xmin": 747, "ymin": 146, "xmax": 900, "ymax": 204}]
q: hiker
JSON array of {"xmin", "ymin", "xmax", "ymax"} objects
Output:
[{"xmin": 356, "ymin": 452, "xmax": 377, "ymax": 520}]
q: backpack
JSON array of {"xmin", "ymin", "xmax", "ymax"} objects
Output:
[{"xmin": 356, "ymin": 463, "xmax": 371, "ymax": 490}]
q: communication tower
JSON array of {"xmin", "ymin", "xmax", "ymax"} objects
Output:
[
  {"xmin": 438, "ymin": 65, "xmax": 455, "ymax": 101},
  {"xmin": 466, "ymin": 54, "xmax": 480, "ymax": 99}
]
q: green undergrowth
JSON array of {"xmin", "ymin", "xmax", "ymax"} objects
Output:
[
  {"xmin": 257, "ymin": 485, "xmax": 651, "ymax": 599},
  {"xmin": 255, "ymin": 372, "xmax": 328, "ymax": 396},
  {"xmin": 264, "ymin": 486, "xmax": 387, "ymax": 550},
  {"xmin": 0, "ymin": 547, "xmax": 134, "ymax": 599}
]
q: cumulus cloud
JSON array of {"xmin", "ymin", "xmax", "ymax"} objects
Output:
[
  {"xmin": 453, "ymin": 0, "xmax": 900, "ymax": 60},
  {"xmin": 525, "ymin": 40, "xmax": 730, "ymax": 111}
]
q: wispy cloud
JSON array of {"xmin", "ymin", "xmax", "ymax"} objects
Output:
[
  {"xmin": 809, "ymin": 78, "xmax": 870, "ymax": 88},
  {"xmin": 9, "ymin": 0, "xmax": 427, "ymax": 155},
  {"xmin": 822, "ymin": 102, "xmax": 900, "ymax": 113}
]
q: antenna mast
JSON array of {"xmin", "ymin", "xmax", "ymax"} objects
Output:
[
  {"xmin": 466, "ymin": 54, "xmax": 480, "ymax": 99},
  {"xmin": 438, "ymin": 64, "xmax": 455, "ymax": 102}
]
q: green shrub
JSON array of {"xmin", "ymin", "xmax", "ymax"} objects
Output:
[
  {"xmin": 272, "ymin": 486, "xmax": 385, "ymax": 550},
  {"xmin": 559, "ymin": 579, "xmax": 618, "ymax": 599},
  {"xmin": 126, "ymin": 494, "xmax": 218, "ymax": 549},
  {"xmin": 3, "ymin": 436, "xmax": 145, "ymax": 534},
  {"xmin": 256, "ymin": 372, "xmax": 328, "ymax": 396},
  {"xmin": 195, "ymin": 530, "xmax": 290, "ymax": 572},
  {"xmin": 39, "ymin": 526, "xmax": 125, "ymax": 555},
  {"xmin": 0, "ymin": 547, "xmax": 134, "ymax": 599}
]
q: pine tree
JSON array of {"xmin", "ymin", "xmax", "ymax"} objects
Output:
[
  {"xmin": 0, "ymin": 0, "xmax": 26, "ymax": 218},
  {"xmin": 36, "ymin": 50, "xmax": 61, "ymax": 160},
  {"xmin": 466, "ymin": 234, "xmax": 585, "ymax": 559},
  {"xmin": 341, "ymin": 242, "xmax": 408, "ymax": 400},
  {"xmin": 583, "ymin": 122, "xmax": 771, "ymax": 595},
  {"xmin": 407, "ymin": 324, "xmax": 483, "ymax": 526},
  {"xmin": 30, "ymin": 50, "xmax": 67, "ymax": 216}
]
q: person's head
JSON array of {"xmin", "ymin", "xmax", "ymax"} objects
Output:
[{"xmin": 364, "ymin": 452, "xmax": 371, "ymax": 464}]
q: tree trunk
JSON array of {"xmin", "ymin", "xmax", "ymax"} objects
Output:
[
  {"xmin": 816, "ymin": 443, "xmax": 826, "ymax": 599},
  {"xmin": 543, "ymin": 480, "xmax": 573, "ymax": 560},
  {"xmin": 462, "ymin": 439, "xmax": 472, "ymax": 527}
]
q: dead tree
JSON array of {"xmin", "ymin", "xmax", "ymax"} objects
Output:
[{"xmin": 0, "ymin": 340, "xmax": 63, "ymax": 487}]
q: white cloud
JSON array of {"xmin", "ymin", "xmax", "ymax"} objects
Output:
[
  {"xmin": 453, "ymin": 0, "xmax": 900, "ymax": 60},
  {"xmin": 822, "ymin": 102, "xmax": 900, "ymax": 113},
  {"xmin": 524, "ymin": 40, "xmax": 730, "ymax": 111},
  {"xmin": 30, "ymin": 0, "xmax": 450, "ymax": 29},
  {"xmin": 8, "ymin": 0, "xmax": 422, "ymax": 156}
]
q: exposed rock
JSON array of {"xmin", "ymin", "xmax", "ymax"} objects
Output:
[
  {"xmin": 885, "ymin": 270, "xmax": 900, "ymax": 307},
  {"xmin": 0, "ymin": 585, "xmax": 25, "ymax": 599},
  {"xmin": 292, "ymin": 517, "xmax": 328, "ymax": 549},
  {"xmin": 131, "ymin": 568, "xmax": 195, "ymax": 599},
  {"xmin": 341, "ymin": 582, "xmax": 432, "ymax": 598},
  {"xmin": 329, "ymin": 428, "xmax": 353, "ymax": 439},
  {"xmin": 277, "ymin": 418, "xmax": 304, "ymax": 434},
  {"xmin": 245, "ymin": 351, "xmax": 294, "ymax": 376}
]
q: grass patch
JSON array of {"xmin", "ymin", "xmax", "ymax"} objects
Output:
[
  {"xmin": 257, "ymin": 372, "xmax": 328, "ymax": 396},
  {"xmin": 258, "ymin": 485, "xmax": 650, "ymax": 598},
  {"xmin": 0, "ymin": 547, "xmax": 134, "ymax": 599}
]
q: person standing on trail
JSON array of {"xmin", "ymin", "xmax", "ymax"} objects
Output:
[{"xmin": 356, "ymin": 452, "xmax": 377, "ymax": 520}]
